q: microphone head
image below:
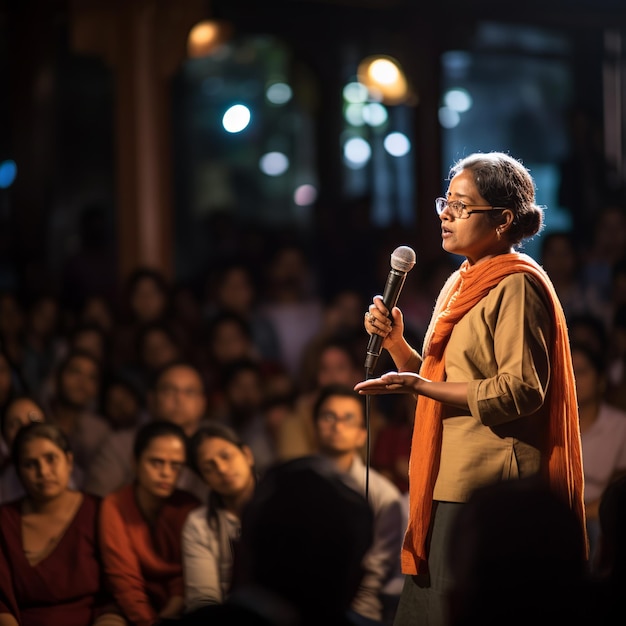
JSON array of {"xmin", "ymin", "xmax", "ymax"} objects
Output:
[{"xmin": 390, "ymin": 246, "xmax": 417, "ymax": 273}]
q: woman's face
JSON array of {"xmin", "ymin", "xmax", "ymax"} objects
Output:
[
  {"xmin": 3, "ymin": 398, "xmax": 45, "ymax": 449},
  {"xmin": 195, "ymin": 436, "xmax": 254, "ymax": 497},
  {"xmin": 134, "ymin": 434, "xmax": 186, "ymax": 499},
  {"xmin": 17, "ymin": 437, "xmax": 73, "ymax": 500},
  {"xmin": 439, "ymin": 169, "xmax": 505, "ymax": 265}
]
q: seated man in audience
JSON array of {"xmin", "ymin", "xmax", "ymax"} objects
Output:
[
  {"xmin": 312, "ymin": 383, "xmax": 405, "ymax": 626},
  {"xmin": 84, "ymin": 360, "xmax": 209, "ymax": 500},
  {"xmin": 179, "ymin": 455, "xmax": 375, "ymax": 626}
]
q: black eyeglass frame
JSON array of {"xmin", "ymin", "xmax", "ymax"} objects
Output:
[{"xmin": 435, "ymin": 197, "xmax": 507, "ymax": 219}]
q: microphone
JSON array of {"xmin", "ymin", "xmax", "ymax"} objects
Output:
[{"xmin": 364, "ymin": 245, "xmax": 416, "ymax": 373}]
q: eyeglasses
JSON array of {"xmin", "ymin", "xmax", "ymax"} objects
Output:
[
  {"xmin": 435, "ymin": 197, "xmax": 506, "ymax": 220},
  {"xmin": 317, "ymin": 411, "xmax": 362, "ymax": 428}
]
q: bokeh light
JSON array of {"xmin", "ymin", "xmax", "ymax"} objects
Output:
[
  {"xmin": 260, "ymin": 151, "xmax": 289, "ymax": 176},
  {"xmin": 0, "ymin": 160, "xmax": 17, "ymax": 189},
  {"xmin": 266, "ymin": 82, "xmax": 293, "ymax": 105},
  {"xmin": 343, "ymin": 137, "xmax": 371, "ymax": 168},
  {"xmin": 383, "ymin": 132, "xmax": 411, "ymax": 157},
  {"xmin": 294, "ymin": 184, "xmax": 318, "ymax": 206},
  {"xmin": 222, "ymin": 105, "xmax": 251, "ymax": 133}
]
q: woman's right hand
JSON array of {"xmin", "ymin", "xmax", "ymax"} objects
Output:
[{"xmin": 364, "ymin": 295, "xmax": 405, "ymax": 351}]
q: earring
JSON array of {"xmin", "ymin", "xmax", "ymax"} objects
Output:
[{"xmin": 496, "ymin": 228, "xmax": 502, "ymax": 239}]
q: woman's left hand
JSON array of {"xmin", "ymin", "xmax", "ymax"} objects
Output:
[{"xmin": 354, "ymin": 371, "xmax": 426, "ymax": 395}]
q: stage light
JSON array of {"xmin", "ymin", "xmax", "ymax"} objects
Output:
[
  {"xmin": 187, "ymin": 20, "xmax": 232, "ymax": 58},
  {"xmin": 357, "ymin": 55, "xmax": 414, "ymax": 106}
]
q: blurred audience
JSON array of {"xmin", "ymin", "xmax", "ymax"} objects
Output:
[
  {"xmin": 76, "ymin": 293, "xmax": 116, "ymax": 336},
  {"xmin": 0, "ymin": 394, "xmax": 47, "ymax": 503},
  {"xmin": 211, "ymin": 358, "xmax": 277, "ymax": 476},
  {"xmin": 122, "ymin": 319, "xmax": 186, "ymax": 396},
  {"xmin": 84, "ymin": 360, "xmax": 209, "ymax": 500},
  {"xmin": 202, "ymin": 310, "xmax": 266, "ymax": 417},
  {"xmin": 593, "ymin": 473, "xmax": 626, "ymax": 604},
  {"xmin": 297, "ymin": 287, "xmax": 368, "ymax": 392},
  {"xmin": 0, "ymin": 291, "xmax": 26, "ymax": 372},
  {"xmin": 99, "ymin": 372, "xmax": 149, "ymax": 432},
  {"xmin": 64, "ymin": 321, "xmax": 110, "ymax": 367},
  {"xmin": 572, "ymin": 341, "xmax": 626, "ymax": 561},
  {"xmin": 44, "ymin": 348, "xmax": 110, "ymax": 484},
  {"xmin": 539, "ymin": 231, "xmax": 595, "ymax": 320},
  {"xmin": 0, "ymin": 346, "xmax": 26, "ymax": 467},
  {"xmin": 259, "ymin": 241, "xmax": 324, "ymax": 378},
  {"xmin": 607, "ymin": 304, "xmax": 626, "ymax": 411},
  {"xmin": 20, "ymin": 293, "xmax": 63, "ymax": 398},
  {"xmin": 203, "ymin": 260, "xmax": 281, "ymax": 364},
  {"xmin": 276, "ymin": 335, "xmax": 386, "ymax": 462},
  {"xmin": 580, "ymin": 204, "xmax": 626, "ymax": 328},
  {"xmin": 110, "ymin": 267, "xmax": 174, "ymax": 370}
]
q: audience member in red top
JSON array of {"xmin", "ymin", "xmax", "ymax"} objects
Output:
[
  {"xmin": 99, "ymin": 420, "xmax": 200, "ymax": 626},
  {"xmin": 0, "ymin": 422, "xmax": 123, "ymax": 626}
]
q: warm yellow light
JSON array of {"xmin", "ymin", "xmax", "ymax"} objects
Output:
[
  {"xmin": 187, "ymin": 20, "xmax": 231, "ymax": 58},
  {"xmin": 357, "ymin": 55, "xmax": 413, "ymax": 106},
  {"xmin": 369, "ymin": 59, "xmax": 400, "ymax": 86}
]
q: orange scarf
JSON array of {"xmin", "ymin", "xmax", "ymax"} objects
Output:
[{"xmin": 401, "ymin": 252, "xmax": 586, "ymax": 575}]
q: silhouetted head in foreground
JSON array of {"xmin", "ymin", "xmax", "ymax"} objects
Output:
[
  {"xmin": 447, "ymin": 477, "xmax": 589, "ymax": 626},
  {"xmin": 235, "ymin": 455, "xmax": 374, "ymax": 623}
]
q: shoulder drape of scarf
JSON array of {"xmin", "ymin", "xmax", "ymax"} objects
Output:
[{"xmin": 401, "ymin": 252, "xmax": 587, "ymax": 575}]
